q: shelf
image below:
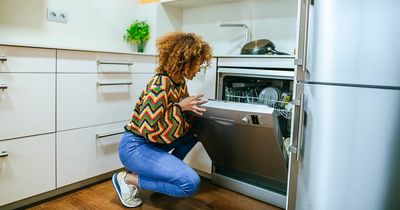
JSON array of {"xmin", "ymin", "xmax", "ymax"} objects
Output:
[{"xmin": 160, "ymin": 0, "xmax": 249, "ymax": 8}]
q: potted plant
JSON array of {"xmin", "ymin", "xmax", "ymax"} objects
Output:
[{"xmin": 125, "ymin": 20, "xmax": 151, "ymax": 53}]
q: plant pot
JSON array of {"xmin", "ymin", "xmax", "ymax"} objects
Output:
[{"xmin": 137, "ymin": 42, "xmax": 145, "ymax": 53}]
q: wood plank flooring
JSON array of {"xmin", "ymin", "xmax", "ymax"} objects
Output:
[{"xmin": 28, "ymin": 178, "xmax": 282, "ymax": 210}]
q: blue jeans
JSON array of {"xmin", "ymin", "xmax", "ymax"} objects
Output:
[{"xmin": 118, "ymin": 131, "xmax": 200, "ymax": 197}]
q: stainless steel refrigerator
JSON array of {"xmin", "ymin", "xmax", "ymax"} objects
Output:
[{"xmin": 287, "ymin": 0, "xmax": 400, "ymax": 210}]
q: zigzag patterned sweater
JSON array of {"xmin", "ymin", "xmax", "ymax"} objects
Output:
[{"xmin": 125, "ymin": 74, "xmax": 194, "ymax": 144}]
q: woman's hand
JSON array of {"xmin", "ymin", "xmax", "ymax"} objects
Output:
[{"xmin": 177, "ymin": 94, "xmax": 208, "ymax": 116}]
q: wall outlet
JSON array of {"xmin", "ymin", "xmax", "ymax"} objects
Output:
[{"xmin": 47, "ymin": 9, "xmax": 68, "ymax": 24}]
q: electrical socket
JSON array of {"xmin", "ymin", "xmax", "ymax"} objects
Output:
[{"xmin": 47, "ymin": 9, "xmax": 68, "ymax": 23}]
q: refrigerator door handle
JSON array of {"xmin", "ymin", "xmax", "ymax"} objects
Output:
[
  {"xmin": 295, "ymin": 0, "xmax": 311, "ymax": 81},
  {"xmin": 296, "ymin": 93, "xmax": 305, "ymax": 161},
  {"xmin": 289, "ymin": 93, "xmax": 305, "ymax": 161}
]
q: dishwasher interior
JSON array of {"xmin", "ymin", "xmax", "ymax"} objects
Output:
[
  {"xmin": 194, "ymin": 68, "xmax": 294, "ymax": 208},
  {"xmin": 221, "ymin": 75, "xmax": 293, "ymax": 138}
]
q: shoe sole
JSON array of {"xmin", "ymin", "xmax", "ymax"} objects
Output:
[{"xmin": 112, "ymin": 173, "xmax": 142, "ymax": 208}]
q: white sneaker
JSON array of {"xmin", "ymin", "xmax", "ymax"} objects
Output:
[{"xmin": 112, "ymin": 171, "xmax": 142, "ymax": 208}]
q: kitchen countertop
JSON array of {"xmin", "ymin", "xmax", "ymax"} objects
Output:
[
  {"xmin": 0, "ymin": 42, "xmax": 296, "ymax": 59},
  {"xmin": 213, "ymin": 54, "xmax": 295, "ymax": 58},
  {"xmin": 0, "ymin": 41, "xmax": 157, "ymax": 56}
]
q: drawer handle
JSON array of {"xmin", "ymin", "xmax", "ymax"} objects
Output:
[
  {"xmin": 0, "ymin": 151, "xmax": 8, "ymax": 158},
  {"xmin": 97, "ymin": 61, "xmax": 133, "ymax": 66},
  {"xmin": 96, "ymin": 131, "xmax": 124, "ymax": 139},
  {"xmin": 0, "ymin": 57, "xmax": 7, "ymax": 63},
  {"xmin": 96, "ymin": 82, "xmax": 132, "ymax": 86},
  {"xmin": 0, "ymin": 84, "xmax": 8, "ymax": 90}
]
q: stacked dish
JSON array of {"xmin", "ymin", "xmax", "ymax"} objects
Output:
[{"xmin": 258, "ymin": 87, "xmax": 282, "ymax": 107}]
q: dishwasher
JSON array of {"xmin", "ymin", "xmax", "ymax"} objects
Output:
[{"xmin": 194, "ymin": 66, "xmax": 294, "ymax": 208}]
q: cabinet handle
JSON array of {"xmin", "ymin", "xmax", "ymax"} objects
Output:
[
  {"xmin": 96, "ymin": 82, "xmax": 132, "ymax": 86},
  {"xmin": 0, "ymin": 57, "xmax": 7, "ymax": 63},
  {"xmin": 96, "ymin": 131, "xmax": 124, "ymax": 139},
  {"xmin": 97, "ymin": 61, "xmax": 133, "ymax": 66},
  {"xmin": 0, "ymin": 84, "xmax": 8, "ymax": 90},
  {"xmin": 0, "ymin": 151, "xmax": 8, "ymax": 158}
]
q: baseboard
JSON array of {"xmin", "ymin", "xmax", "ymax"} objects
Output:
[
  {"xmin": 194, "ymin": 169, "xmax": 212, "ymax": 180},
  {"xmin": 0, "ymin": 168, "xmax": 124, "ymax": 210}
]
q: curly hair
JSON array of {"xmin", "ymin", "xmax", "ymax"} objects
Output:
[{"xmin": 156, "ymin": 32, "xmax": 213, "ymax": 83}]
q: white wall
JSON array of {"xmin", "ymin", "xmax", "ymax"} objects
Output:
[
  {"xmin": 181, "ymin": 0, "xmax": 298, "ymax": 55},
  {"xmin": 156, "ymin": 4, "xmax": 183, "ymax": 41},
  {"xmin": 0, "ymin": 0, "xmax": 297, "ymax": 55},
  {"xmin": 0, "ymin": 0, "xmax": 158, "ymax": 54}
]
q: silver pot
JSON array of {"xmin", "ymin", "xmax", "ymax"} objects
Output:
[{"xmin": 240, "ymin": 39, "xmax": 289, "ymax": 55}]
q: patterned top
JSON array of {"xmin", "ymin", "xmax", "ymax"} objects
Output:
[{"xmin": 125, "ymin": 74, "xmax": 194, "ymax": 144}]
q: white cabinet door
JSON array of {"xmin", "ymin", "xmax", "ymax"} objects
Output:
[
  {"xmin": 57, "ymin": 50, "xmax": 156, "ymax": 74},
  {"xmin": 57, "ymin": 73, "xmax": 139, "ymax": 131},
  {"xmin": 0, "ymin": 73, "xmax": 55, "ymax": 140},
  {"xmin": 186, "ymin": 58, "xmax": 217, "ymax": 99},
  {"xmin": 0, "ymin": 46, "xmax": 55, "ymax": 73},
  {"xmin": 184, "ymin": 58, "xmax": 216, "ymax": 174},
  {"xmin": 0, "ymin": 134, "xmax": 55, "ymax": 206},
  {"xmin": 183, "ymin": 142, "xmax": 212, "ymax": 174},
  {"xmin": 57, "ymin": 122, "xmax": 125, "ymax": 187},
  {"xmin": 131, "ymin": 73, "xmax": 154, "ymax": 100}
]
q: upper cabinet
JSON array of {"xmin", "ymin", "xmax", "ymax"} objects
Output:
[
  {"xmin": 160, "ymin": 0, "xmax": 249, "ymax": 8},
  {"xmin": 157, "ymin": 0, "xmax": 298, "ymax": 56}
]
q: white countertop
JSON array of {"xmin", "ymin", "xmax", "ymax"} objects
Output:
[
  {"xmin": 0, "ymin": 42, "xmax": 296, "ymax": 59},
  {"xmin": 0, "ymin": 41, "xmax": 157, "ymax": 56},
  {"xmin": 213, "ymin": 54, "xmax": 295, "ymax": 58}
]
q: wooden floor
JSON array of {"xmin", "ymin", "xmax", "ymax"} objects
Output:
[{"xmin": 28, "ymin": 178, "xmax": 282, "ymax": 210}]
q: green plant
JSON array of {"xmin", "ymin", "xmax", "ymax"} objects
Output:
[{"xmin": 125, "ymin": 20, "xmax": 151, "ymax": 52}]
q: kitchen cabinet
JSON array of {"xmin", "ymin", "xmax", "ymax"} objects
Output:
[
  {"xmin": 57, "ymin": 122, "xmax": 125, "ymax": 187},
  {"xmin": 56, "ymin": 50, "xmax": 156, "ymax": 185},
  {"xmin": 57, "ymin": 50, "xmax": 156, "ymax": 74},
  {"xmin": 56, "ymin": 50, "xmax": 155, "ymax": 131},
  {"xmin": 0, "ymin": 45, "xmax": 56, "ymax": 208},
  {"xmin": 218, "ymin": 56, "xmax": 295, "ymax": 69},
  {"xmin": 182, "ymin": 58, "xmax": 217, "ymax": 175},
  {"xmin": 0, "ymin": 134, "xmax": 56, "ymax": 206},
  {"xmin": 0, "ymin": 73, "xmax": 55, "ymax": 141},
  {"xmin": 0, "ymin": 46, "xmax": 56, "ymax": 73},
  {"xmin": 0, "ymin": 45, "xmax": 158, "ymax": 208},
  {"xmin": 57, "ymin": 73, "xmax": 136, "ymax": 131},
  {"xmin": 0, "ymin": 46, "xmax": 56, "ymax": 141}
]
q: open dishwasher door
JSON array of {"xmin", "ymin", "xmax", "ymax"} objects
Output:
[{"xmin": 194, "ymin": 100, "xmax": 288, "ymax": 208}]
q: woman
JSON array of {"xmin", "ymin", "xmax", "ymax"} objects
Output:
[{"xmin": 112, "ymin": 32, "xmax": 212, "ymax": 208}]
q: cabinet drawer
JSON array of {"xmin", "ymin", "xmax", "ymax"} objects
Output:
[
  {"xmin": 0, "ymin": 46, "xmax": 56, "ymax": 73},
  {"xmin": 130, "ymin": 73, "xmax": 154, "ymax": 100},
  {"xmin": 0, "ymin": 134, "xmax": 55, "ymax": 206},
  {"xmin": 57, "ymin": 50, "xmax": 156, "ymax": 73},
  {"xmin": 57, "ymin": 73, "xmax": 153, "ymax": 131},
  {"xmin": 217, "ymin": 57, "xmax": 295, "ymax": 69},
  {"xmin": 57, "ymin": 122, "xmax": 125, "ymax": 187},
  {"xmin": 0, "ymin": 73, "xmax": 55, "ymax": 140}
]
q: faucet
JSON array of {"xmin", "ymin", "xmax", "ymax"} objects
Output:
[{"xmin": 220, "ymin": 23, "xmax": 251, "ymax": 46}]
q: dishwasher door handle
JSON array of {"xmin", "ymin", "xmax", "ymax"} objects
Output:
[{"xmin": 208, "ymin": 116, "xmax": 236, "ymax": 126}]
